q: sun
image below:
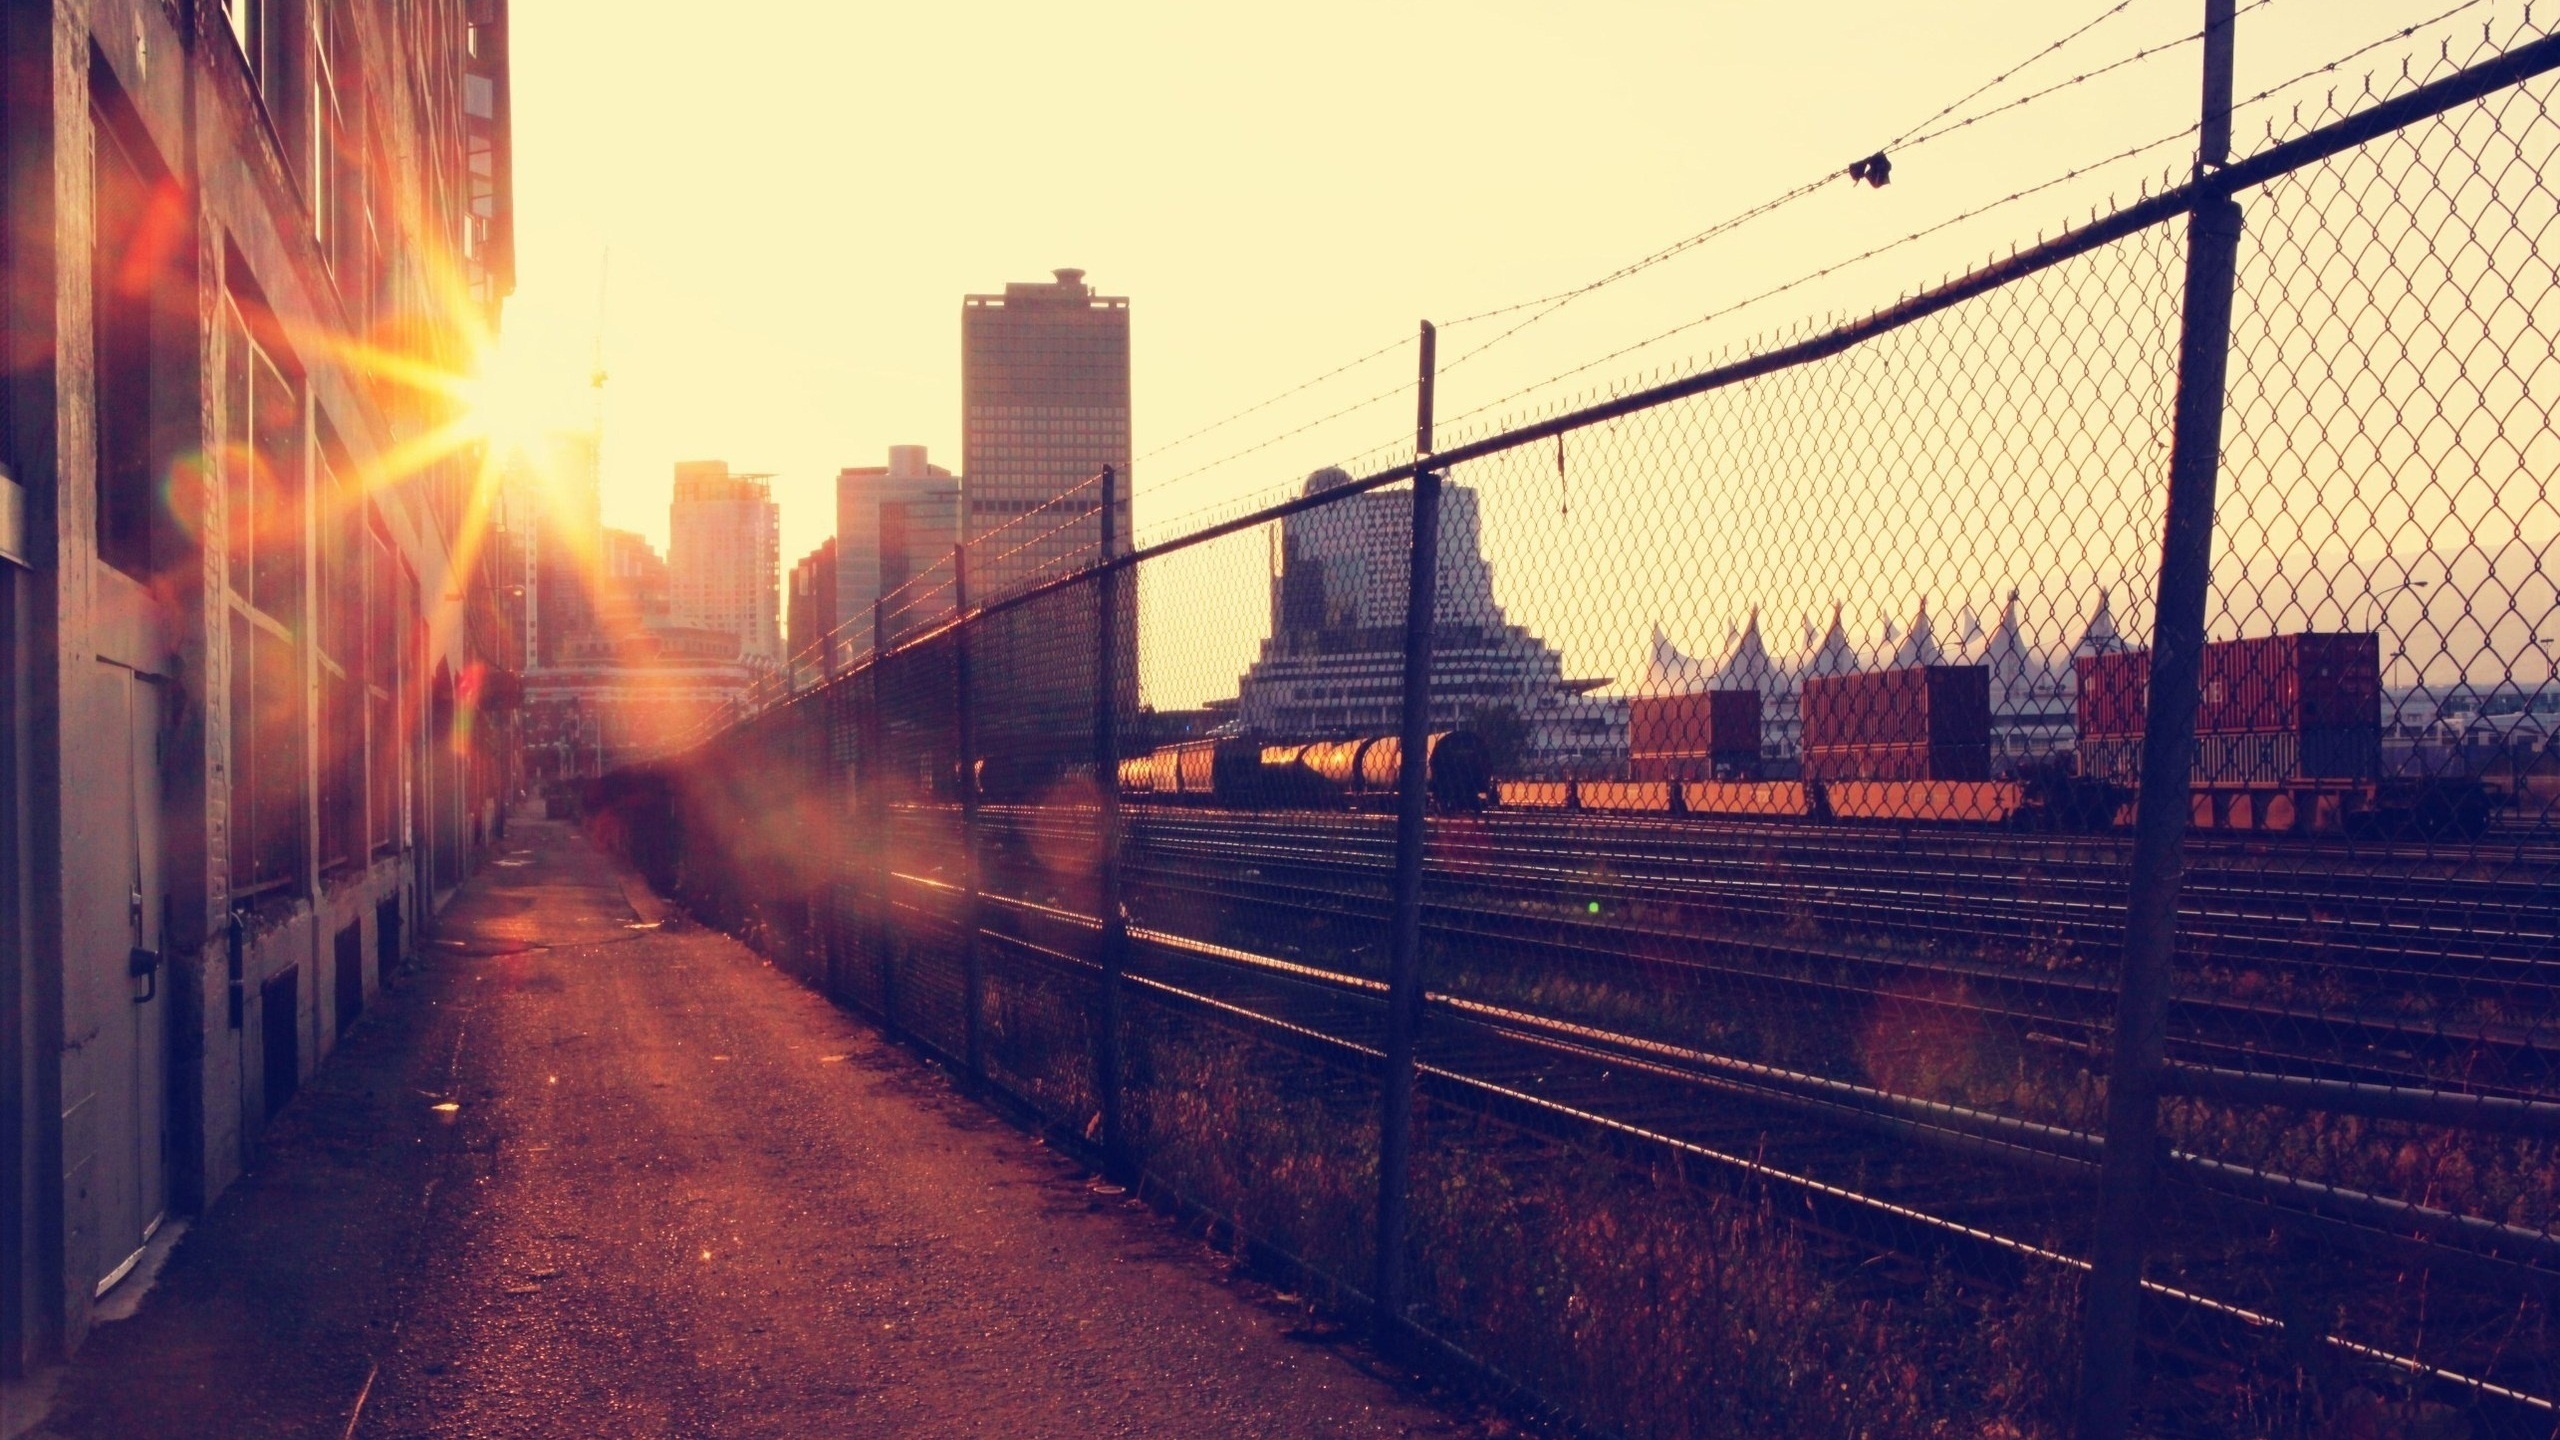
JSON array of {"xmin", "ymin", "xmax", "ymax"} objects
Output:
[{"xmin": 454, "ymin": 336, "xmax": 576, "ymax": 464}]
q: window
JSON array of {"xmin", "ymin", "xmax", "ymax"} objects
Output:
[
  {"xmin": 93, "ymin": 104, "xmax": 175, "ymax": 577},
  {"xmin": 224, "ymin": 296, "xmax": 307, "ymax": 898},
  {"xmin": 315, "ymin": 437, "xmax": 363, "ymax": 873},
  {"xmin": 366, "ymin": 524, "xmax": 404, "ymax": 856}
]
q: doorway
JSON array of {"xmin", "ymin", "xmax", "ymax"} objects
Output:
[{"xmin": 87, "ymin": 664, "xmax": 170, "ymax": 1296}]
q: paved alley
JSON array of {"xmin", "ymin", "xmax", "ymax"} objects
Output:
[{"xmin": 22, "ymin": 820, "xmax": 1483, "ymax": 1440}]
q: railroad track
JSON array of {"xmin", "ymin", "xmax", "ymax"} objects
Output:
[
  {"xmin": 966, "ymin": 803, "xmax": 2560, "ymax": 995},
  {"xmin": 838, "ymin": 866, "xmax": 2560, "ymax": 1425}
]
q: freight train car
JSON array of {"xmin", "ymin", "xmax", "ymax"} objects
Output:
[
  {"xmin": 1128, "ymin": 637, "xmax": 2485, "ymax": 837},
  {"xmin": 1120, "ymin": 731, "xmax": 1491, "ymax": 811},
  {"xmin": 2070, "ymin": 633, "xmax": 2478, "ymax": 833}
]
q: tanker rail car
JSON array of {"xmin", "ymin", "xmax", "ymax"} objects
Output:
[{"xmin": 1119, "ymin": 732, "xmax": 1492, "ymax": 811}]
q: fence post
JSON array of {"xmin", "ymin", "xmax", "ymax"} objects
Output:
[
  {"xmin": 1374, "ymin": 320, "xmax": 1440, "ymax": 1344},
  {"xmin": 954, "ymin": 543, "xmax": 985, "ymax": 1085},
  {"xmin": 1092, "ymin": 465, "xmax": 1129, "ymax": 1178},
  {"xmin": 870, "ymin": 598, "xmax": 895, "ymax": 1036},
  {"xmin": 2078, "ymin": 4, "xmax": 2240, "ymax": 1435}
]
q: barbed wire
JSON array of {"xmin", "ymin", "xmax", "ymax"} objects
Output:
[
  {"xmin": 1894, "ymin": 0, "xmax": 2284, "ymax": 155},
  {"xmin": 1133, "ymin": 331, "xmax": 1413, "ymax": 465},
  {"xmin": 1430, "ymin": 123, "xmax": 2203, "ymax": 441},
  {"xmin": 740, "ymin": 0, "xmax": 2542, "ymax": 737},
  {"xmin": 1881, "ymin": 0, "xmax": 2144, "ymax": 153},
  {"xmin": 1432, "ymin": 0, "xmax": 2527, "ymax": 442},
  {"xmin": 1127, "ymin": 4, "xmax": 2189, "ymax": 493}
]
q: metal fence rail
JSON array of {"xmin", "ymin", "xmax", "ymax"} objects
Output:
[{"xmin": 604, "ymin": 19, "xmax": 2560, "ymax": 1439}]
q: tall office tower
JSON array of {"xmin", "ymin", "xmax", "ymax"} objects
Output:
[
  {"xmin": 961, "ymin": 270, "xmax": 1135, "ymax": 787},
  {"xmin": 961, "ymin": 268, "xmax": 1131, "ymax": 599},
  {"xmin": 835, "ymin": 444, "xmax": 961, "ymax": 643},
  {"xmin": 787, "ymin": 537, "xmax": 839, "ymax": 670},
  {"xmin": 668, "ymin": 460, "xmax": 782, "ymax": 666}
]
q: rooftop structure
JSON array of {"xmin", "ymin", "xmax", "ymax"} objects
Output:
[
  {"xmin": 669, "ymin": 461, "xmax": 782, "ymax": 667},
  {"xmin": 1235, "ymin": 469, "xmax": 1621, "ymax": 772}
]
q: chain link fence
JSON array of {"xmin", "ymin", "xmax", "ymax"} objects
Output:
[{"xmin": 597, "ymin": 21, "xmax": 2560, "ymax": 1439}]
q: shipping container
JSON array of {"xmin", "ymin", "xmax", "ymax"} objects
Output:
[
  {"xmin": 2075, "ymin": 650, "xmax": 2149, "ymax": 738},
  {"xmin": 1629, "ymin": 690, "xmax": 1763, "ymax": 758},
  {"xmin": 1802, "ymin": 740, "xmax": 1992, "ymax": 782},
  {"xmin": 2074, "ymin": 632, "xmax": 2380, "ymax": 738},
  {"xmin": 1801, "ymin": 665, "xmax": 1990, "ymax": 750},
  {"xmin": 2204, "ymin": 632, "xmax": 2378, "ymax": 732}
]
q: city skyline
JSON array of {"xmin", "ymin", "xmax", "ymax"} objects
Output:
[{"xmin": 487, "ymin": 0, "xmax": 2458, "ymax": 574}]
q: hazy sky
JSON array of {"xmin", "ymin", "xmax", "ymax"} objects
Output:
[{"xmin": 487, "ymin": 1, "xmax": 2528, "ymax": 569}]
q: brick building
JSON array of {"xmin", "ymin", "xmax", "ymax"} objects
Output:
[{"xmin": 0, "ymin": 0, "xmax": 517, "ymax": 1372}]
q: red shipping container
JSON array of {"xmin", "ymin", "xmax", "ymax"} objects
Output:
[
  {"xmin": 2199, "ymin": 632, "xmax": 2378, "ymax": 732},
  {"xmin": 1629, "ymin": 691, "xmax": 1762, "ymax": 757},
  {"xmin": 1801, "ymin": 666, "xmax": 1990, "ymax": 750},
  {"xmin": 2075, "ymin": 633, "xmax": 2379, "ymax": 738},
  {"xmin": 2075, "ymin": 651, "xmax": 2150, "ymax": 739}
]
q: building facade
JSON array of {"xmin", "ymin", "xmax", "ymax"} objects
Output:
[
  {"xmin": 834, "ymin": 444, "xmax": 958, "ymax": 648},
  {"xmin": 960, "ymin": 269, "xmax": 1129, "ymax": 601},
  {"xmin": 497, "ymin": 428, "xmax": 603, "ymax": 670},
  {"xmin": 1, "ymin": 0, "xmax": 516, "ymax": 1373},
  {"xmin": 787, "ymin": 537, "xmax": 836, "ymax": 675},
  {"xmin": 668, "ymin": 460, "xmax": 779, "ymax": 667},
  {"xmin": 1235, "ymin": 470, "xmax": 1620, "ymax": 773},
  {"xmin": 960, "ymin": 270, "xmax": 1134, "ymax": 780},
  {"xmin": 597, "ymin": 526, "xmax": 670, "ymax": 641}
]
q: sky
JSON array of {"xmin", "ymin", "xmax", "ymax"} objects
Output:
[{"xmin": 485, "ymin": 0, "xmax": 2525, "ymax": 573}]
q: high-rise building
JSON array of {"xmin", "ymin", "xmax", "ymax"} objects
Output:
[
  {"xmin": 597, "ymin": 528, "xmax": 672, "ymax": 642},
  {"xmin": 836, "ymin": 445, "xmax": 961, "ymax": 644},
  {"xmin": 668, "ymin": 461, "xmax": 782, "ymax": 666},
  {"xmin": 960, "ymin": 271, "xmax": 1136, "ymax": 785},
  {"xmin": 1236, "ymin": 468, "xmax": 1622, "ymax": 774},
  {"xmin": 788, "ymin": 538, "xmax": 839, "ymax": 671},
  {"xmin": 961, "ymin": 269, "xmax": 1131, "ymax": 600},
  {"xmin": 505, "ymin": 429, "xmax": 603, "ymax": 669}
]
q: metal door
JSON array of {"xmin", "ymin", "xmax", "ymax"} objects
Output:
[{"xmin": 89, "ymin": 663, "xmax": 168, "ymax": 1295}]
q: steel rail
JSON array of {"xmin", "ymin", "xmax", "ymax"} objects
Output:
[{"xmin": 863, "ymin": 868, "xmax": 2560, "ymax": 1413}]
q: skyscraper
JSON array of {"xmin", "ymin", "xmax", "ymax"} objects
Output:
[
  {"xmin": 788, "ymin": 537, "xmax": 838, "ymax": 672},
  {"xmin": 959, "ymin": 268, "xmax": 1136, "ymax": 788},
  {"xmin": 961, "ymin": 268, "xmax": 1131, "ymax": 599},
  {"xmin": 668, "ymin": 461, "xmax": 781, "ymax": 666},
  {"xmin": 835, "ymin": 444, "xmax": 961, "ymax": 644}
]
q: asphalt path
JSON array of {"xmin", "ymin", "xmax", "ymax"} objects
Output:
[{"xmin": 30, "ymin": 819, "xmax": 1490, "ymax": 1439}]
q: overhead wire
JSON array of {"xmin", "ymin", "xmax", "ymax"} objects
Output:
[
  {"xmin": 1135, "ymin": 0, "xmax": 2201, "ymax": 512},
  {"xmin": 1429, "ymin": 0, "xmax": 2515, "ymax": 440},
  {"xmin": 741, "ymin": 0, "xmax": 2529, "ymax": 734},
  {"xmin": 1893, "ymin": 0, "xmax": 2284, "ymax": 155},
  {"xmin": 1429, "ymin": 0, "xmax": 2215, "ymax": 384}
]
